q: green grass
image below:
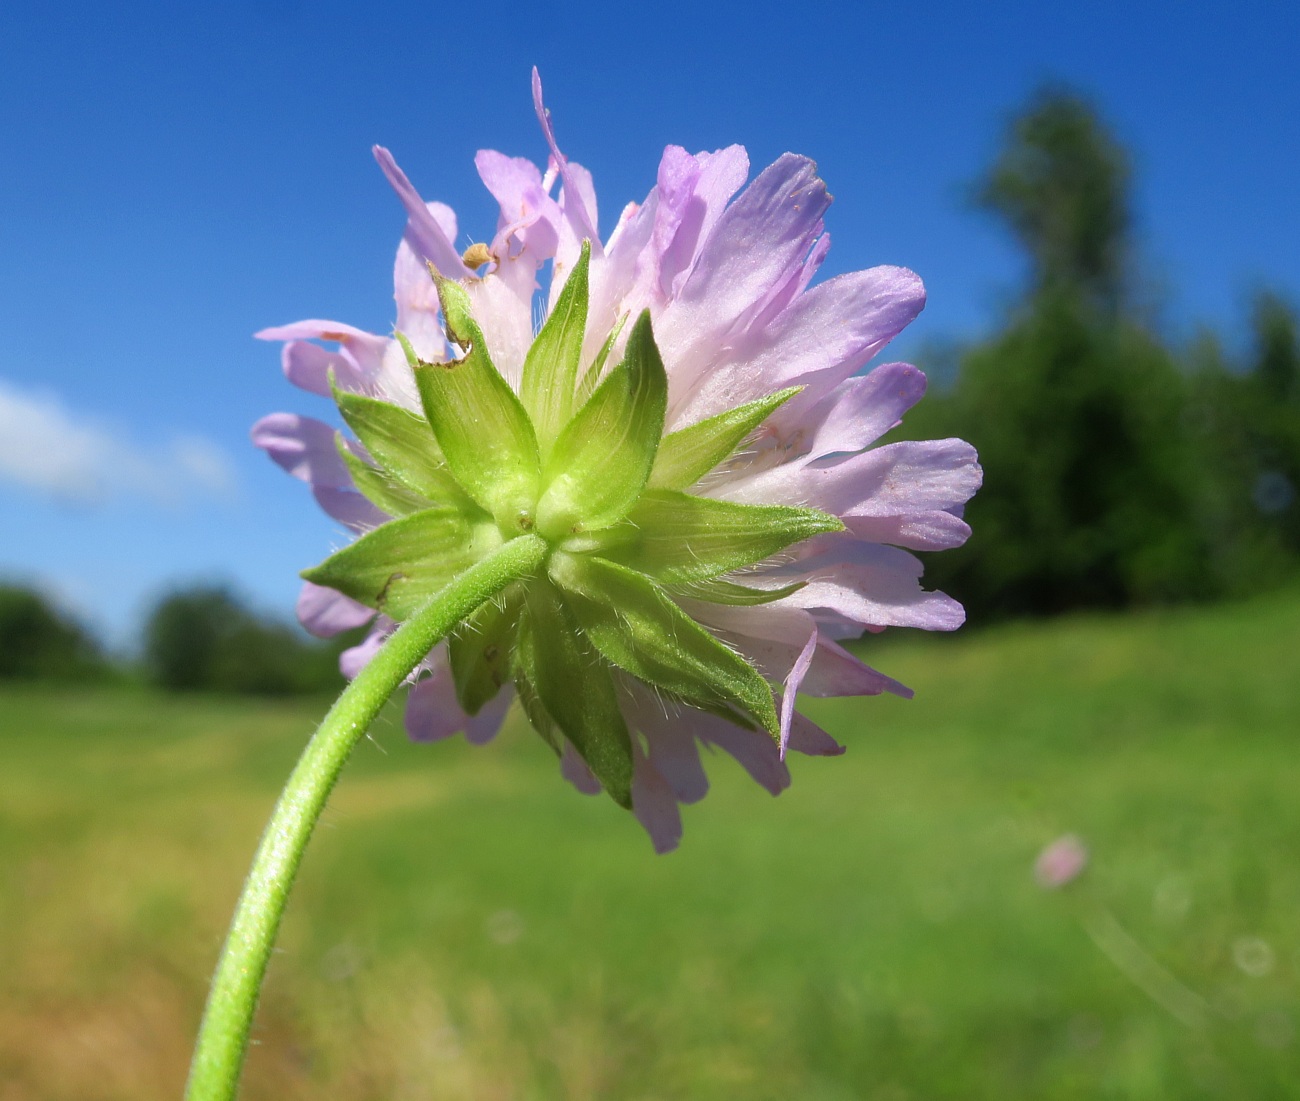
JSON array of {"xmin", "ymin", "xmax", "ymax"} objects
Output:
[{"xmin": 2, "ymin": 591, "xmax": 1299, "ymax": 1099}]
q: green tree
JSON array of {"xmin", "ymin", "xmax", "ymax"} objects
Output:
[
  {"xmin": 142, "ymin": 584, "xmax": 351, "ymax": 695},
  {"xmin": 910, "ymin": 89, "xmax": 1217, "ymax": 619},
  {"xmin": 0, "ymin": 585, "xmax": 106, "ymax": 680}
]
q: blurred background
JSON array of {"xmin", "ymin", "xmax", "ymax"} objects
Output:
[{"xmin": 2, "ymin": 1, "xmax": 1298, "ymax": 1097}]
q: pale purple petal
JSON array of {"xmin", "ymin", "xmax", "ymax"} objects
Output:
[
  {"xmin": 465, "ymin": 274, "xmax": 534, "ymax": 389},
  {"xmin": 474, "ymin": 149, "xmax": 561, "ymax": 264},
  {"xmin": 692, "ymin": 602, "xmax": 911, "ymax": 699},
  {"xmin": 394, "ymin": 239, "xmax": 449, "ymax": 363},
  {"xmin": 464, "ymin": 687, "xmax": 514, "ymax": 745},
  {"xmin": 296, "ymin": 580, "xmax": 375, "ymax": 638},
  {"xmin": 280, "ymin": 340, "xmax": 368, "ymax": 398},
  {"xmin": 372, "ymin": 145, "xmax": 472, "ymax": 280},
  {"xmin": 256, "ymin": 320, "xmax": 390, "ymax": 377},
  {"xmin": 311, "ymin": 485, "xmax": 387, "ymax": 532},
  {"xmin": 560, "ymin": 741, "xmax": 603, "ymax": 795},
  {"xmin": 843, "ymin": 509, "xmax": 973, "ymax": 552},
  {"xmin": 652, "ymin": 144, "xmax": 750, "ymax": 300},
  {"xmin": 764, "ymin": 540, "xmax": 966, "ymax": 632},
  {"xmin": 531, "ymin": 68, "xmax": 600, "ymax": 251},
  {"xmin": 718, "ymin": 437, "xmax": 981, "ymax": 522},
  {"xmin": 770, "ymin": 362, "xmax": 928, "ymax": 461},
  {"xmin": 786, "ymin": 712, "xmax": 845, "ymax": 757},
  {"xmin": 251, "ymin": 413, "xmax": 350, "ymax": 487},
  {"xmin": 670, "ymin": 265, "xmax": 925, "ymax": 429},
  {"xmin": 625, "ymin": 686, "xmax": 710, "ymax": 804},
  {"xmin": 693, "ymin": 713, "xmax": 790, "ymax": 796},
  {"xmin": 656, "ymin": 154, "xmax": 831, "ymax": 412},
  {"xmin": 631, "ymin": 746, "xmax": 683, "ymax": 854},
  {"xmin": 779, "ymin": 627, "xmax": 818, "ymax": 758},
  {"xmin": 340, "ymin": 624, "xmax": 389, "ymax": 680}
]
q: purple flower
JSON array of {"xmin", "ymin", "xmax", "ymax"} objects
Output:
[
  {"xmin": 1035, "ymin": 834, "xmax": 1089, "ymax": 888},
  {"xmin": 253, "ymin": 71, "xmax": 980, "ymax": 852}
]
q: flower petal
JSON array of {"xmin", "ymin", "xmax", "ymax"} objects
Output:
[
  {"xmin": 786, "ymin": 711, "xmax": 846, "ymax": 757},
  {"xmin": 770, "ymin": 361, "xmax": 928, "ymax": 461},
  {"xmin": 692, "ymin": 602, "xmax": 911, "ymax": 698},
  {"xmin": 372, "ymin": 145, "xmax": 472, "ymax": 280},
  {"xmin": 280, "ymin": 340, "xmax": 368, "ymax": 398},
  {"xmin": 310, "ymin": 485, "xmax": 389, "ymax": 533},
  {"xmin": 768, "ymin": 539, "xmax": 967, "ymax": 631},
  {"xmin": 670, "ymin": 265, "xmax": 925, "ymax": 429},
  {"xmin": 531, "ymin": 68, "xmax": 600, "ymax": 252},
  {"xmin": 656, "ymin": 156, "xmax": 830, "ymax": 406},
  {"xmin": 560, "ymin": 741, "xmax": 603, "ymax": 795},
  {"xmin": 405, "ymin": 647, "xmax": 510, "ymax": 744},
  {"xmin": 718, "ymin": 437, "xmax": 981, "ymax": 521},
  {"xmin": 779, "ymin": 626, "xmax": 818, "ymax": 757},
  {"xmin": 631, "ymin": 744, "xmax": 683, "ymax": 854},
  {"xmin": 394, "ymin": 239, "xmax": 450, "ymax": 364},
  {"xmin": 624, "ymin": 685, "xmax": 710, "ymax": 804},
  {"xmin": 475, "ymin": 149, "xmax": 562, "ymax": 265},
  {"xmin": 296, "ymin": 580, "xmax": 375, "ymax": 638},
  {"xmin": 340, "ymin": 622, "xmax": 390, "ymax": 680},
  {"xmin": 251, "ymin": 413, "xmax": 350, "ymax": 487},
  {"xmin": 693, "ymin": 713, "xmax": 790, "ymax": 796},
  {"xmin": 256, "ymin": 320, "xmax": 390, "ymax": 377}
]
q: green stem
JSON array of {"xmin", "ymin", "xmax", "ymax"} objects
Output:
[{"xmin": 185, "ymin": 534, "xmax": 547, "ymax": 1100}]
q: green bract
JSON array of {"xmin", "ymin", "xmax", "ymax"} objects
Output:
[{"xmin": 305, "ymin": 259, "xmax": 843, "ymax": 805}]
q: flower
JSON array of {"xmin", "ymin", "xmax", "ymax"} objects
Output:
[
  {"xmin": 1035, "ymin": 834, "xmax": 1089, "ymax": 888},
  {"xmin": 252, "ymin": 71, "xmax": 980, "ymax": 852}
]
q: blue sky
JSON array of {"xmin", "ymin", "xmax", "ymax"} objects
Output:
[{"xmin": 2, "ymin": 0, "xmax": 1297, "ymax": 646}]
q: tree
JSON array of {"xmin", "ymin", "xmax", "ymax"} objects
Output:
[
  {"xmin": 0, "ymin": 585, "xmax": 106, "ymax": 680},
  {"xmin": 142, "ymin": 584, "xmax": 350, "ymax": 695},
  {"xmin": 977, "ymin": 87, "xmax": 1132, "ymax": 314},
  {"xmin": 908, "ymin": 89, "xmax": 1217, "ymax": 619}
]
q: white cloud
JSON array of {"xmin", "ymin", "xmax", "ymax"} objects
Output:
[{"xmin": 0, "ymin": 377, "xmax": 237, "ymax": 505}]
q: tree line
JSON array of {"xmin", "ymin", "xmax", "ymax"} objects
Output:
[
  {"xmin": 900, "ymin": 87, "xmax": 1299, "ymax": 621},
  {"xmin": 0, "ymin": 583, "xmax": 356, "ymax": 694}
]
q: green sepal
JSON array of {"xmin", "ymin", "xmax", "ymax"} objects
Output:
[
  {"xmin": 331, "ymin": 380, "xmax": 469, "ymax": 508},
  {"xmin": 664, "ymin": 576, "xmax": 807, "ymax": 606},
  {"xmin": 336, "ymin": 435, "xmax": 431, "ymax": 518},
  {"xmin": 604, "ymin": 488, "xmax": 843, "ymax": 583},
  {"xmin": 406, "ymin": 282, "xmax": 542, "ymax": 531},
  {"xmin": 549, "ymin": 553, "xmax": 780, "ymax": 740},
  {"xmin": 300, "ymin": 508, "xmax": 493, "ymax": 620},
  {"xmin": 520, "ymin": 240, "xmax": 590, "ymax": 456},
  {"xmin": 448, "ymin": 585, "xmax": 522, "ymax": 716},
  {"xmin": 575, "ymin": 312, "xmax": 628, "ymax": 405},
  {"xmin": 536, "ymin": 310, "xmax": 668, "ymax": 540},
  {"xmin": 514, "ymin": 581, "xmax": 634, "ymax": 807},
  {"xmin": 648, "ymin": 387, "xmax": 801, "ymax": 490}
]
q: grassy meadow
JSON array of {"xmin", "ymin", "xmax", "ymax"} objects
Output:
[{"xmin": 2, "ymin": 591, "xmax": 1299, "ymax": 1099}]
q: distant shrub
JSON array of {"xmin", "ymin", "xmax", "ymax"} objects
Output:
[
  {"xmin": 0, "ymin": 585, "xmax": 106, "ymax": 681},
  {"xmin": 142, "ymin": 584, "xmax": 349, "ymax": 695}
]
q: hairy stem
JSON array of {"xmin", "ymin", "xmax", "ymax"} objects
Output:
[{"xmin": 186, "ymin": 534, "xmax": 547, "ymax": 1100}]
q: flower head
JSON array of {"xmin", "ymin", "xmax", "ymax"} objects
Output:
[
  {"xmin": 1035, "ymin": 834, "xmax": 1089, "ymax": 888},
  {"xmin": 252, "ymin": 71, "xmax": 980, "ymax": 852}
]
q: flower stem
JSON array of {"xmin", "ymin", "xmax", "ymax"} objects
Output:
[{"xmin": 185, "ymin": 533, "xmax": 547, "ymax": 1101}]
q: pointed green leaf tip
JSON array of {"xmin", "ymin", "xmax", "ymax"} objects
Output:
[
  {"xmin": 536, "ymin": 309, "xmax": 668, "ymax": 540},
  {"xmin": 549, "ymin": 552, "xmax": 781, "ymax": 740},
  {"xmin": 301, "ymin": 508, "xmax": 501, "ymax": 620},
  {"xmin": 405, "ymin": 276, "xmax": 542, "ymax": 533},
  {"xmin": 520, "ymin": 240, "xmax": 590, "ymax": 457},
  {"xmin": 516, "ymin": 581, "xmax": 634, "ymax": 807},
  {"xmin": 607, "ymin": 489, "xmax": 842, "ymax": 583},
  {"xmin": 648, "ymin": 386, "xmax": 802, "ymax": 490}
]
